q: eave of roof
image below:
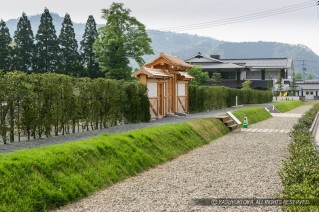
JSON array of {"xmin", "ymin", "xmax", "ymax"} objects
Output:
[
  {"xmin": 221, "ymin": 58, "xmax": 293, "ymax": 69},
  {"xmin": 194, "ymin": 63, "xmax": 245, "ymax": 69},
  {"xmin": 131, "ymin": 67, "xmax": 171, "ymax": 78},
  {"xmin": 177, "ymin": 71, "xmax": 194, "ymax": 80}
]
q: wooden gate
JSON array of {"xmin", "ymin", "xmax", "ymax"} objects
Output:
[{"xmin": 177, "ymin": 81, "xmax": 188, "ymax": 113}]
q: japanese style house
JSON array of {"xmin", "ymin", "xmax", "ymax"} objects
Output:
[{"xmin": 185, "ymin": 53, "xmax": 294, "ymax": 90}]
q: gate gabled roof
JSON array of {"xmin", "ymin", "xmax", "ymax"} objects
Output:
[{"xmin": 145, "ymin": 52, "xmax": 193, "ymax": 71}]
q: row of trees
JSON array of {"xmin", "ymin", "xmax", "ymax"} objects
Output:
[
  {"xmin": 0, "ymin": 3, "xmax": 153, "ymax": 79},
  {"xmin": 0, "ymin": 10, "xmax": 100, "ymax": 78},
  {"xmin": 0, "ymin": 72, "xmax": 150, "ymax": 144}
]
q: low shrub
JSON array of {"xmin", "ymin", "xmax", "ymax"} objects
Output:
[
  {"xmin": 274, "ymin": 100, "xmax": 303, "ymax": 113},
  {"xmin": 0, "ymin": 118, "xmax": 229, "ymax": 211},
  {"xmin": 232, "ymin": 107, "xmax": 272, "ymax": 125},
  {"xmin": 280, "ymin": 103, "xmax": 319, "ymax": 211}
]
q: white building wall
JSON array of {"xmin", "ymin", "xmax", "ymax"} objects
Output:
[
  {"xmin": 297, "ymin": 83, "xmax": 319, "ymax": 100},
  {"xmin": 304, "ymin": 90, "xmax": 317, "ymax": 100},
  {"xmin": 147, "ymin": 82, "xmax": 157, "ymax": 97},
  {"xmin": 240, "ymin": 71, "xmax": 246, "ymax": 80}
]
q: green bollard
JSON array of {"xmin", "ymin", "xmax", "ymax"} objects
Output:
[{"xmin": 243, "ymin": 114, "xmax": 248, "ymax": 128}]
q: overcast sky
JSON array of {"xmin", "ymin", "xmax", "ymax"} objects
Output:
[{"xmin": 1, "ymin": 0, "xmax": 319, "ymax": 55}]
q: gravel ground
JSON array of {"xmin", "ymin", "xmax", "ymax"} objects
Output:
[
  {"xmin": 56, "ymin": 105, "xmax": 311, "ymax": 212},
  {"xmin": 0, "ymin": 103, "xmax": 273, "ymax": 153}
]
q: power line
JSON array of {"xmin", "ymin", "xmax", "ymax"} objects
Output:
[
  {"xmin": 149, "ymin": 0, "xmax": 317, "ymax": 34},
  {"xmin": 295, "ymin": 60, "xmax": 319, "ymax": 64}
]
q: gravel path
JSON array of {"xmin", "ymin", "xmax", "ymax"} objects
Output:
[
  {"xmin": 56, "ymin": 105, "xmax": 311, "ymax": 212},
  {"xmin": 0, "ymin": 103, "xmax": 273, "ymax": 153}
]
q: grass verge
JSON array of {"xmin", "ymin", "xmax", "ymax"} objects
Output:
[
  {"xmin": 232, "ymin": 107, "xmax": 272, "ymax": 126},
  {"xmin": 0, "ymin": 118, "xmax": 229, "ymax": 211},
  {"xmin": 274, "ymin": 100, "xmax": 303, "ymax": 113},
  {"xmin": 280, "ymin": 103, "xmax": 319, "ymax": 211}
]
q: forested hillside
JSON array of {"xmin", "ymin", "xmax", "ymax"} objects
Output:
[
  {"xmin": 5, "ymin": 14, "xmax": 319, "ymax": 77},
  {"xmin": 147, "ymin": 30, "xmax": 319, "ymax": 77}
]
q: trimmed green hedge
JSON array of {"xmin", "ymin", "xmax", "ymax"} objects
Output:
[
  {"xmin": 0, "ymin": 72, "xmax": 150, "ymax": 144},
  {"xmin": 232, "ymin": 107, "xmax": 272, "ymax": 125},
  {"xmin": 280, "ymin": 103, "xmax": 319, "ymax": 211},
  {"xmin": 0, "ymin": 118, "xmax": 229, "ymax": 211},
  {"xmin": 189, "ymin": 86, "xmax": 272, "ymax": 113},
  {"xmin": 274, "ymin": 100, "xmax": 304, "ymax": 112}
]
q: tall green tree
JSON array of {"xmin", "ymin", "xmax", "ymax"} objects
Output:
[
  {"xmin": 94, "ymin": 3, "xmax": 154, "ymax": 80},
  {"xmin": 294, "ymin": 71, "xmax": 302, "ymax": 80},
  {"xmin": 211, "ymin": 72, "xmax": 223, "ymax": 86},
  {"xmin": 80, "ymin": 15, "xmax": 101, "ymax": 78},
  {"xmin": 242, "ymin": 80, "xmax": 252, "ymax": 89},
  {"xmin": 277, "ymin": 74, "xmax": 283, "ymax": 93},
  {"xmin": 306, "ymin": 72, "xmax": 314, "ymax": 80},
  {"xmin": 58, "ymin": 13, "xmax": 81, "ymax": 77},
  {"xmin": 291, "ymin": 72, "xmax": 297, "ymax": 96},
  {"xmin": 187, "ymin": 66, "xmax": 209, "ymax": 85},
  {"xmin": 13, "ymin": 12, "xmax": 34, "ymax": 72},
  {"xmin": 33, "ymin": 8, "xmax": 59, "ymax": 73},
  {"xmin": 0, "ymin": 20, "xmax": 12, "ymax": 72}
]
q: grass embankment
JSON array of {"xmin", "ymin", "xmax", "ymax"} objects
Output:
[
  {"xmin": 232, "ymin": 107, "xmax": 272, "ymax": 125},
  {"xmin": 274, "ymin": 100, "xmax": 303, "ymax": 113},
  {"xmin": 280, "ymin": 103, "xmax": 319, "ymax": 211},
  {"xmin": 0, "ymin": 118, "xmax": 229, "ymax": 211}
]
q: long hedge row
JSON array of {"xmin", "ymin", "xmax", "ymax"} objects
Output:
[
  {"xmin": 188, "ymin": 86, "xmax": 273, "ymax": 113},
  {"xmin": 0, "ymin": 72, "xmax": 150, "ymax": 144},
  {"xmin": 0, "ymin": 118, "xmax": 229, "ymax": 211},
  {"xmin": 280, "ymin": 103, "xmax": 319, "ymax": 211}
]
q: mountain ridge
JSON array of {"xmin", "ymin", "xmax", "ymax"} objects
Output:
[{"xmin": 5, "ymin": 13, "xmax": 319, "ymax": 77}]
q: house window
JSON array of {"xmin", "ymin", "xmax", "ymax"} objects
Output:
[
  {"xmin": 310, "ymin": 92, "xmax": 313, "ymax": 95},
  {"xmin": 306, "ymin": 92, "xmax": 309, "ymax": 95},
  {"xmin": 221, "ymin": 72, "xmax": 236, "ymax": 79}
]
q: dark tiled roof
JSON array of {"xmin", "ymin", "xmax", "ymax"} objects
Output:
[
  {"xmin": 222, "ymin": 58, "xmax": 293, "ymax": 69},
  {"xmin": 185, "ymin": 55, "xmax": 294, "ymax": 69}
]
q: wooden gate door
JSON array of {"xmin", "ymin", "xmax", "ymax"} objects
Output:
[
  {"xmin": 177, "ymin": 82, "xmax": 188, "ymax": 113},
  {"xmin": 158, "ymin": 82, "xmax": 164, "ymax": 117}
]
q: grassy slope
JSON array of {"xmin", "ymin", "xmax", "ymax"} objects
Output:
[
  {"xmin": 232, "ymin": 107, "xmax": 272, "ymax": 125},
  {"xmin": 0, "ymin": 118, "xmax": 229, "ymax": 211},
  {"xmin": 274, "ymin": 100, "xmax": 303, "ymax": 113}
]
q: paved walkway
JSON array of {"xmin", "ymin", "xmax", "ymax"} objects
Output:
[
  {"xmin": 57, "ymin": 106, "xmax": 311, "ymax": 212},
  {"xmin": 270, "ymin": 113, "xmax": 302, "ymax": 118}
]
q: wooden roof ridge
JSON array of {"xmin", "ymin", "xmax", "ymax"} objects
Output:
[{"xmin": 145, "ymin": 52, "xmax": 193, "ymax": 69}]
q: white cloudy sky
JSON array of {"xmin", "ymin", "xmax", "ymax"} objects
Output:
[{"xmin": 1, "ymin": 0, "xmax": 319, "ymax": 54}]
